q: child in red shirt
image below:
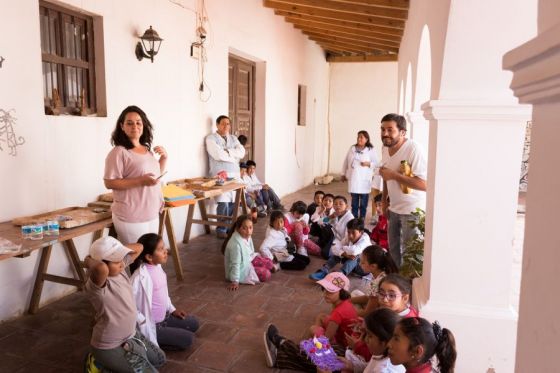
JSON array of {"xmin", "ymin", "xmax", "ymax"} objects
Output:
[{"xmin": 370, "ymin": 194, "xmax": 388, "ymax": 249}]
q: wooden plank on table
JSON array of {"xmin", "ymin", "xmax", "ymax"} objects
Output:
[{"xmin": 12, "ymin": 206, "xmax": 111, "ymax": 228}]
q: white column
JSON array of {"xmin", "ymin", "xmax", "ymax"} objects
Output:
[
  {"xmin": 405, "ymin": 111, "xmax": 429, "ymax": 159},
  {"xmin": 417, "ymin": 100, "xmax": 530, "ymax": 372},
  {"xmin": 504, "ymin": 19, "xmax": 560, "ymax": 373}
]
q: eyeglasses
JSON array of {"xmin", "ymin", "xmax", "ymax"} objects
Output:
[{"xmin": 377, "ymin": 290, "xmax": 403, "ymax": 301}]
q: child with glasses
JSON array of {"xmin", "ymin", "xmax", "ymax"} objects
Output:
[
  {"xmin": 377, "ymin": 274, "xmax": 418, "ymax": 318},
  {"xmin": 388, "ymin": 317, "xmax": 456, "ymax": 373}
]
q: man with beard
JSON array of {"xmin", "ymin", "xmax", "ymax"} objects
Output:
[{"xmin": 378, "ymin": 113, "xmax": 427, "ymax": 268}]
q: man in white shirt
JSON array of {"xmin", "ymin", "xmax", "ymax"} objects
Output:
[
  {"xmin": 205, "ymin": 115, "xmax": 245, "ymax": 238},
  {"xmin": 378, "ymin": 113, "xmax": 427, "ymax": 268}
]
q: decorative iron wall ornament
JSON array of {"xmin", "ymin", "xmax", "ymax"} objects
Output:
[
  {"xmin": 0, "ymin": 56, "xmax": 4, "ymax": 68},
  {"xmin": 0, "ymin": 109, "xmax": 25, "ymax": 156},
  {"xmin": 519, "ymin": 121, "xmax": 531, "ymax": 192}
]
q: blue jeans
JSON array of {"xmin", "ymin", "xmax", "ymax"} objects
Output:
[
  {"xmin": 216, "ymin": 202, "xmax": 235, "ymax": 233},
  {"xmin": 324, "ymin": 255, "xmax": 360, "ymax": 275},
  {"xmin": 388, "ymin": 210, "xmax": 419, "ymax": 268},
  {"xmin": 351, "ymin": 193, "xmax": 369, "ymax": 219}
]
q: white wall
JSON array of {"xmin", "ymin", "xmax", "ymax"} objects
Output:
[
  {"xmin": 327, "ymin": 62, "xmax": 398, "ymax": 174},
  {"xmin": 0, "ymin": 0, "xmax": 329, "ymax": 320}
]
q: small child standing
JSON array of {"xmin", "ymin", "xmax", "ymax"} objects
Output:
[
  {"xmin": 130, "ymin": 233, "xmax": 199, "ymax": 351},
  {"xmin": 259, "ymin": 210, "xmax": 310, "ymax": 270},
  {"xmin": 223, "ymin": 215, "xmax": 276, "ymax": 291},
  {"xmin": 306, "ymin": 190, "xmax": 325, "ymax": 217},
  {"xmin": 284, "ymin": 201, "xmax": 321, "ymax": 257},
  {"xmin": 84, "ymin": 236, "xmax": 165, "ymax": 372},
  {"xmin": 369, "ymin": 194, "xmax": 388, "ymax": 249},
  {"xmin": 351, "ymin": 245, "xmax": 399, "ymax": 317},
  {"xmin": 309, "ymin": 218, "xmax": 371, "ymax": 280},
  {"xmin": 388, "ymin": 317, "xmax": 457, "ymax": 373}
]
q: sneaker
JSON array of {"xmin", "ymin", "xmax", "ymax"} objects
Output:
[
  {"xmin": 272, "ymin": 263, "xmax": 281, "ymax": 273},
  {"xmin": 264, "ymin": 325, "xmax": 278, "ymax": 367},
  {"xmin": 297, "ymin": 247, "xmax": 308, "ymax": 256},
  {"xmin": 85, "ymin": 353, "xmax": 102, "ymax": 373},
  {"xmin": 216, "ymin": 231, "xmax": 228, "ymax": 239},
  {"xmin": 257, "ymin": 211, "xmax": 267, "ymax": 218},
  {"xmin": 266, "ymin": 324, "xmax": 284, "ymax": 347},
  {"xmin": 308, "ymin": 269, "xmax": 327, "ymax": 281}
]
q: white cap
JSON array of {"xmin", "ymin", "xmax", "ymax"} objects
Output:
[{"xmin": 90, "ymin": 236, "xmax": 132, "ymax": 262}]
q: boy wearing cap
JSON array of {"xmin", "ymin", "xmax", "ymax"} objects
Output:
[{"xmin": 84, "ymin": 236, "xmax": 166, "ymax": 372}]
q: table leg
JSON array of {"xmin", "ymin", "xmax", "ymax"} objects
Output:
[
  {"xmin": 231, "ymin": 188, "xmax": 242, "ymax": 222},
  {"xmin": 159, "ymin": 209, "xmax": 167, "ymax": 236},
  {"xmin": 183, "ymin": 204, "xmax": 195, "ymax": 244},
  {"xmin": 28, "ymin": 245, "xmax": 53, "ymax": 314},
  {"xmin": 164, "ymin": 210, "xmax": 184, "ymax": 281},
  {"xmin": 63, "ymin": 239, "xmax": 86, "ymax": 286},
  {"xmin": 240, "ymin": 188, "xmax": 248, "ymax": 215},
  {"xmin": 198, "ymin": 200, "xmax": 211, "ymax": 234},
  {"xmin": 92, "ymin": 228, "xmax": 104, "ymax": 242}
]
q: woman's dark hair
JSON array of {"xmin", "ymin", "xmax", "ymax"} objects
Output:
[
  {"xmin": 314, "ymin": 190, "xmax": 325, "ymax": 197},
  {"xmin": 381, "ymin": 113, "xmax": 407, "ymax": 132},
  {"xmin": 130, "ymin": 233, "xmax": 162, "ymax": 274},
  {"xmin": 356, "ymin": 130, "xmax": 373, "ymax": 149},
  {"xmin": 269, "ymin": 210, "xmax": 285, "ymax": 227},
  {"xmin": 216, "ymin": 115, "xmax": 230, "ymax": 124},
  {"xmin": 361, "ymin": 245, "xmax": 398, "ymax": 274},
  {"xmin": 323, "ymin": 193, "xmax": 335, "ymax": 200},
  {"xmin": 379, "ymin": 273, "xmax": 412, "ymax": 295},
  {"xmin": 398, "ymin": 317, "xmax": 457, "ymax": 373},
  {"xmin": 221, "ymin": 214, "xmax": 252, "ymax": 254},
  {"xmin": 346, "ymin": 218, "xmax": 364, "ymax": 232},
  {"xmin": 290, "ymin": 201, "xmax": 307, "ymax": 215},
  {"xmin": 246, "ymin": 160, "xmax": 257, "ymax": 167},
  {"xmin": 333, "ymin": 195, "xmax": 347, "ymax": 204},
  {"xmin": 364, "ymin": 308, "xmax": 400, "ymax": 356},
  {"xmin": 111, "ymin": 105, "xmax": 154, "ymax": 150}
]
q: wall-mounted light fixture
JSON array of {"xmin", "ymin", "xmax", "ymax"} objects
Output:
[{"xmin": 135, "ymin": 26, "xmax": 163, "ymax": 63}]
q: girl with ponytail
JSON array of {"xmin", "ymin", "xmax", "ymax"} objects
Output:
[{"xmin": 388, "ymin": 317, "xmax": 457, "ymax": 373}]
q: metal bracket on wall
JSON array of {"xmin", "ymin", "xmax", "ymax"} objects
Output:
[{"xmin": 0, "ymin": 56, "xmax": 5, "ymax": 68}]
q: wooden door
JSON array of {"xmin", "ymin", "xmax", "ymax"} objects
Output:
[{"xmin": 228, "ymin": 55, "xmax": 255, "ymax": 162}]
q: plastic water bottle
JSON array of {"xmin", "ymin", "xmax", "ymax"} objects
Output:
[
  {"xmin": 30, "ymin": 224, "xmax": 43, "ymax": 240},
  {"xmin": 46, "ymin": 220, "xmax": 59, "ymax": 236},
  {"xmin": 21, "ymin": 225, "xmax": 33, "ymax": 239}
]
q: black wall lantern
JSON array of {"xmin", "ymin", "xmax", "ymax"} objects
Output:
[{"xmin": 135, "ymin": 26, "xmax": 163, "ymax": 63}]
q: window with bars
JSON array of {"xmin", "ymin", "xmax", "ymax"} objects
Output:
[{"xmin": 39, "ymin": 1, "xmax": 96, "ymax": 115}]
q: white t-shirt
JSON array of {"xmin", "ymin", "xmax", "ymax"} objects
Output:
[
  {"xmin": 363, "ymin": 355, "xmax": 406, "ymax": 373},
  {"xmin": 381, "ymin": 139, "xmax": 427, "ymax": 215}
]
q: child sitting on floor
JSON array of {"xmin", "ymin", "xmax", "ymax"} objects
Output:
[
  {"xmin": 377, "ymin": 274, "xmax": 418, "ymax": 318},
  {"xmin": 284, "ymin": 201, "xmax": 321, "ymax": 257},
  {"xmin": 309, "ymin": 218, "xmax": 371, "ymax": 280},
  {"xmin": 130, "ymin": 233, "xmax": 199, "ymax": 351},
  {"xmin": 318, "ymin": 195, "xmax": 354, "ymax": 259},
  {"xmin": 263, "ymin": 272, "xmax": 358, "ymax": 370},
  {"xmin": 222, "ymin": 215, "xmax": 277, "ymax": 291},
  {"xmin": 388, "ymin": 317, "xmax": 456, "ymax": 373},
  {"xmin": 259, "ymin": 210, "xmax": 310, "ymax": 270},
  {"xmin": 369, "ymin": 194, "xmax": 388, "ymax": 249},
  {"xmin": 306, "ymin": 190, "xmax": 325, "ymax": 217},
  {"xmin": 351, "ymin": 245, "xmax": 399, "ymax": 317},
  {"xmin": 84, "ymin": 236, "xmax": 165, "ymax": 372}
]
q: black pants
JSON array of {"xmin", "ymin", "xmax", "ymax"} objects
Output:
[
  {"xmin": 279, "ymin": 253, "xmax": 310, "ymax": 270},
  {"xmin": 309, "ymin": 223, "xmax": 334, "ymax": 259}
]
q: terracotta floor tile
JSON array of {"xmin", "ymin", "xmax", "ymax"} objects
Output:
[
  {"xmin": 187, "ymin": 341, "xmax": 242, "ymax": 371},
  {"xmin": 196, "ymin": 321, "xmax": 239, "ymax": 342}
]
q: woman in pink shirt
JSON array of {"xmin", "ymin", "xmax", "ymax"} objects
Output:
[{"xmin": 104, "ymin": 106, "xmax": 167, "ymax": 244}]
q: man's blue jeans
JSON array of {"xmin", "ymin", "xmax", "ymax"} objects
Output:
[
  {"xmin": 216, "ymin": 202, "xmax": 235, "ymax": 234},
  {"xmin": 388, "ymin": 210, "xmax": 419, "ymax": 268}
]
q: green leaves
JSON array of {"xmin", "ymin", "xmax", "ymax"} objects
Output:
[{"xmin": 401, "ymin": 208, "xmax": 425, "ymax": 279}]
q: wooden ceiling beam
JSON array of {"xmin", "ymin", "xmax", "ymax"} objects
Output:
[
  {"xmin": 293, "ymin": 24, "xmax": 400, "ymax": 47},
  {"xmin": 305, "ymin": 32, "xmax": 399, "ymax": 53},
  {"xmin": 264, "ymin": 0, "xmax": 405, "ymax": 29},
  {"xmin": 272, "ymin": 0, "xmax": 408, "ymax": 20},
  {"xmin": 285, "ymin": 16, "xmax": 401, "ymax": 42},
  {"xmin": 275, "ymin": 10, "xmax": 403, "ymax": 36},
  {"xmin": 329, "ymin": 0, "xmax": 409, "ymax": 10},
  {"xmin": 309, "ymin": 36, "xmax": 384, "ymax": 53},
  {"xmin": 315, "ymin": 41, "xmax": 371, "ymax": 54},
  {"xmin": 327, "ymin": 53, "xmax": 399, "ymax": 62}
]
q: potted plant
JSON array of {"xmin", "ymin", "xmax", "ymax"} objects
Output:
[{"xmin": 400, "ymin": 208, "xmax": 425, "ymax": 279}]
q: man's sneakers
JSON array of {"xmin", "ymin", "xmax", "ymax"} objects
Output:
[
  {"xmin": 216, "ymin": 230, "xmax": 228, "ymax": 239},
  {"xmin": 308, "ymin": 268, "xmax": 328, "ymax": 281},
  {"xmin": 264, "ymin": 324, "xmax": 282, "ymax": 368}
]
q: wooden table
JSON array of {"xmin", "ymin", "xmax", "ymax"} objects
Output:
[
  {"xmin": 0, "ymin": 218, "xmax": 114, "ymax": 314},
  {"xmin": 158, "ymin": 182, "xmax": 248, "ymax": 281}
]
